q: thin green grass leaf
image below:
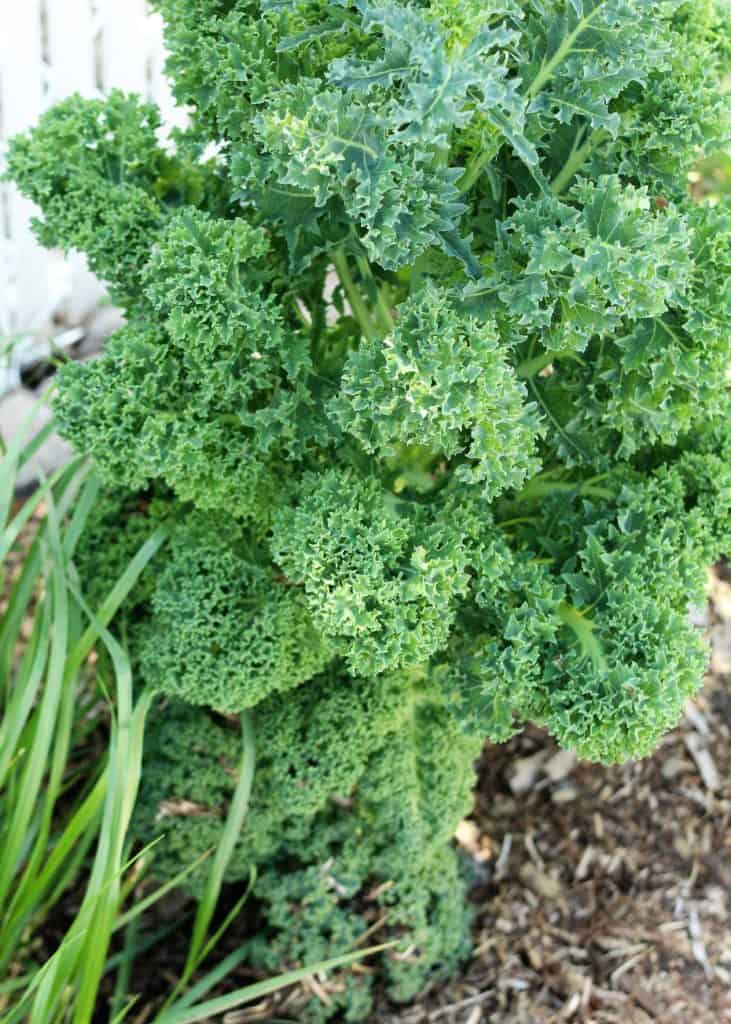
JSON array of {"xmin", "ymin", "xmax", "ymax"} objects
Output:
[
  {"xmin": 168, "ymin": 948, "xmax": 249, "ymax": 1013},
  {"xmin": 194, "ymin": 867, "xmax": 256, "ymax": 971},
  {"xmin": 109, "ymin": 995, "xmax": 142, "ymax": 1024},
  {"xmin": 153, "ymin": 945, "xmax": 396, "ymax": 1024},
  {"xmin": 0, "ymin": 529, "xmax": 44, "ymax": 681},
  {"xmin": 4, "ymin": 772, "xmax": 105, "ymax": 933},
  {"xmin": 0, "ymin": 599, "xmax": 50, "ymax": 786},
  {"xmin": 113, "ymin": 848, "xmax": 213, "ymax": 933},
  {"xmin": 109, "ymin": 915, "xmax": 141, "ymax": 1024},
  {"xmin": 0, "ymin": 457, "xmax": 86, "ymax": 565},
  {"xmin": 0, "ymin": 494, "xmax": 70, "ymax": 918},
  {"xmin": 0, "ymin": 390, "xmax": 56, "ymax": 528},
  {"xmin": 62, "ymin": 472, "xmax": 101, "ymax": 559},
  {"xmin": 173, "ymin": 712, "xmax": 256, "ymax": 999}
]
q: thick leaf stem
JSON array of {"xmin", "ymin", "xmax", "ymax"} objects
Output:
[
  {"xmin": 557, "ymin": 602, "xmax": 607, "ymax": 672},
  {"xmin": 333, "ymin": 248, "xmax": 380, "ymax": 343},
  {"xmin": 525, "ymin": 7, "xmax": 602, "ymax": 101},
  {"xmin": 516, "ymin": 349, "xmax": 559, "ymax": 379},
  {"xmin": 355, "ymin": 253, "xmax": 395, "ymax": 334},
  {"xmin": 551, "ymin": 129, "xmax": 609, "ymax": 195},
  {"xmin": 458, "ymin": 149, "xmax": 494, "ymax": 193}
]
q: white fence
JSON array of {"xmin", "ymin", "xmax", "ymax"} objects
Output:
[{"xmin": 0, "ymin": 0, "xmax": 180, "ymax": 390}]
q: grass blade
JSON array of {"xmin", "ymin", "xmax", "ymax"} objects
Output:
[
  {"xmin": 169, "ymin": 711, "xmax": 256, "ymax": 1003},
  {"xmin": 113, "ymin": 849, "xmax": 213, "ymax": 933},
  {"xmin": 0, "ymin": 493, "xmax": 70, "ymax": 919},
  {"xmin": 153, "ymin": 945, "xmax": 395, "ymax": 1024}
]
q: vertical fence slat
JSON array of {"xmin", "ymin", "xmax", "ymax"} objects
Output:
[
  {"xmin": 100, "ymin": 0, "xmax": 150, "ymax": 95},
  {"xmin": 1, "ymin": 0, "xmax": 44, "ymax": 136},
  {"xmin": 145, "ymin": 8, "xmax": 186, "ymax": 134},
  {"xmin": 0, "ymin": 0, "xmax": 52, "ymax": 338},
  {"xmin": 45, "ymin": 0, "xmax": 96, "ymax": 101}
]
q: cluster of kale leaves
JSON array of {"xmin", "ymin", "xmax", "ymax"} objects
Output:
[{"xmin": 7, "ymin": 0, "xmax": 730, "ymax": 1017}]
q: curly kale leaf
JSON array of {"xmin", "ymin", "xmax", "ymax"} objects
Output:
[
  {"xmin": 537, "ymin": 463, "xmax": 720, "ymax": 761},
  {"xmin": 332, "ymin": 284, "xmax": 542, "ymax": 499},
  {"xmin": 481, "ymin": 176, "xmax": 692, "ymax": 352},
  {"xmin": 132, "ymin": 701, "xmax": 256, "ymax": 891},
  {"xmin": 135, "ymin": 672, "xmax": 480, "ymax": 1019},
  {"xmin": 139, "ymin": 515, "xmax": 333, "ymax": 711},
  {"xmin": 54, "ymin": 323, "xmax": 287, "ymax": 522},
  {"xmin": 468, "ymin": 177, "xmax": 730, "ymax": 463},
  {"xmin": 271, "ymin": 469, "xmax": 475, "ymax": 675},
  {"xmin": 3, "ymin": 91, "xmax": 220, "ymax": 310},
  {"xmin": 441, "ymin": 546, "xmax": 565, "ymax": 743},
  {"xmin": 72, "ymin": 488, "xmax": 174, "ymax": 615},
  {"xmin": 53, "ymin": 209, "xmax": 337, "ymax": 519},
  {"xmin": 442, "ymin": 432, "xmax": 730, "ymax": 761},
  {"xmin": 608, "ymin": 0, "xmax": 731, "ymax": 190},
  {"xmin": 143, "ymin": 209, "xmax": 325, "ymax": 454},
  {"xmin": 522, "ymin": 0, "xmax": 673, "ymax": 138},
  {"xmin": 233, "ymin": 80, "xmax": 476, "ymax": 274},
  {"xmin": 330, "ymin": 0, "xmax": 536, "ymax": 163},
  {"xmin": 343, "ymin": 680, "xmax": 480, "ymax": 1001}
]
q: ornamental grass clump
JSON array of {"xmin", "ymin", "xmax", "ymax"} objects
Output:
[{"xmin": 7, "ymin": 0, "xmax": 731, "ymax": 1017}]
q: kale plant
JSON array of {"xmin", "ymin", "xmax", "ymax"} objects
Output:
[{"xmin": 6, "ymin": 0, "xmax": 730, "ymax": 1016}]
